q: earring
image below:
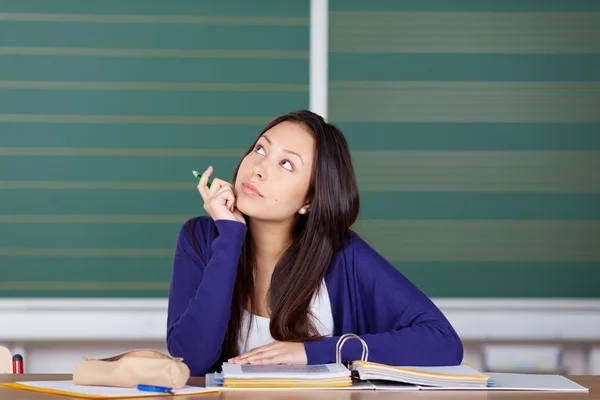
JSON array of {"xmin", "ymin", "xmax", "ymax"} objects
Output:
[{"xmin": 299, "ymin": 207, "xmax": 307, "ymax": 214}]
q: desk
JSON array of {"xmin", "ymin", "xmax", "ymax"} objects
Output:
[{"xmin": 0, "ymin": 374, "xmax": 597, "ymax": 400}]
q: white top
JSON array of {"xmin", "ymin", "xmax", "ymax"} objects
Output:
[{"xmin": 237, "ymin": 279, "xmax": 334, "ymax": 354}]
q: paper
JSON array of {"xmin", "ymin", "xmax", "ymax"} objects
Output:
[
  {"xmin": 383, "ymin": 364, "xmax": 489, "ymax": 376},
  {"xmin": 420, "ymin": 372, "xmax": 589, "ymax": 392},
  {"xmin": 353, "ymin": 362, "xmax": 490, "ymax": 388},
  {"xmin": 2, "ymin": 380, "xmax": 219, "ymax": 399},
  {"xmin": 205, "ymin": 373, "xmax": 401, "ymax": 391},
  {"xmin": 221, "ymin": 362, "xmax": 351, "ymax": 380}
]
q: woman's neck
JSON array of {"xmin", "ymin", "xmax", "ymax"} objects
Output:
[{"xmin": 248, "ymin": 218, "xmax": 294, "ymax": 273}]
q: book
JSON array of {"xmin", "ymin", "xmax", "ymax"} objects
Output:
[
  {"xmin": 350, "ymin": 361, "xmax": 490, "ymax": 388},
  {"xmin": 208, "ymin": 333, "xmax": 588, "ymax": 392},
  {"xmin": 219, "ymin": 363, "xmax": 353, "ymax": 388}
]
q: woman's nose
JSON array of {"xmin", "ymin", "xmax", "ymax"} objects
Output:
[{"xmin": 252, "ymin": 161, "xmax": 265, "ymax": 179}]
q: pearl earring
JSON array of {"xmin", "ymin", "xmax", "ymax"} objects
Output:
[{"xmin": 299, "ymin": 207, "xmax": 307, "ymax": 214}]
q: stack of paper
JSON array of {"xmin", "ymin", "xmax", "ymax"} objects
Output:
[
  {"xmin": 220, "ymin": 362, "xmax": 352, "ymax": 388},
  {"xmin": 350, "ymin": 362, "xmax": 491, "ymax": 388}
]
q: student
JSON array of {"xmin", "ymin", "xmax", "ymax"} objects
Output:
[{"xmin": 166, "ymin": 110, "xmax": 463, "ymax": 376}]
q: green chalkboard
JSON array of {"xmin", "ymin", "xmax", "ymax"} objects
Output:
[
  {"xmin": 327, "ymin": 0, "xmax": 600, "ymax": 298},
  {"xmin": 1, "ymin": 0, "xmax": 599, "ymax": 298},
  {"xmin": 0, "ymin": 0, "xmax": 309, "ymax": 297}
]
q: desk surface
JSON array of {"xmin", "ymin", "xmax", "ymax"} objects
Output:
[{"xmin": 0, "ymin": 374, "xmax": 596, "ymax": 400}]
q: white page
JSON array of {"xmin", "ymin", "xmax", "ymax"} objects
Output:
[
  {"xmin": 221, "ymin": 362, "xmax": 351, "ymax": 380},
  {"xmin": 356, "ymin": 363, "xmax": 489, "ymax": 387},
  {"xmin": 376, "ymin": 364, "xmax": 488, "ymax": 377},
  {"xmin": 13, "ymin": 380, "xmax": 217, "ymax": 398},
  {"xmin": 420, "ymin": 373, "xmax": 589, "ymax": 392}
]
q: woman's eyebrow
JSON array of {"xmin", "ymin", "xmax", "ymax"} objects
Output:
[{"xmin": 262, "ymin": 134, "xmax": 304, "ymax": 165}]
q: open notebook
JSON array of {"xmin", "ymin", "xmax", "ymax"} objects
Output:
[{"xmin": 208, "ymin": 333, "xmax": 588, "ymax": 392}]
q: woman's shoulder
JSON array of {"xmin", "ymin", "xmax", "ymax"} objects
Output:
[
  {"xmin": 334, "ymin": 228, "xmax": 397, "ymax": 274},
  {"xmin": 339, "ymin": 229, "xmax": 371, "ymax": 254},
  {"xmin": 327, "ymin": 229, "xmax": 366, "ymax": 270}
]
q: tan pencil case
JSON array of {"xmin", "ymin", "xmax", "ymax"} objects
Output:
[{"xmin": 73, "ymin": 349, "xmax": 190, "ymax": 389}]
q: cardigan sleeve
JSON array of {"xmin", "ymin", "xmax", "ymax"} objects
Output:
[
  {"xmin": 166, "ymin": 217, "xmax": 247, "ymax": 376},
  {"xmin": 304, "ymin": 233, "xmax": 463, "ymax": 367}
]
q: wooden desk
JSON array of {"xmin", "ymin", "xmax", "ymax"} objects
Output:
[{"xmin": 0, "ymin": 374, "xmax": 596, "ymax": 400}]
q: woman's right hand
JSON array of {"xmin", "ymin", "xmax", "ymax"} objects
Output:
[{"xmin": 197, "ymin": 166, "xmax": 246, "ymax": 225}]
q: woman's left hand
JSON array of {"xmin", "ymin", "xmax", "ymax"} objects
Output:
[{"xmin": 228, "ymin": 341, "xmax": 307, "ymax": 365}]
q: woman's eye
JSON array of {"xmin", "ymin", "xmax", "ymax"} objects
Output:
[
  {"xmin": 281, "ymin": 160, "xmax": 293, "ymax": 171},
  {"xmin": 255, "ymin": 145, "xmax": 265, "ymax": 155}
]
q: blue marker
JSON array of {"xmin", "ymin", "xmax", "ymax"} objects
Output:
[{"xmin": 137, "ymin": 384, "xmax": 174, "ymax": 394}]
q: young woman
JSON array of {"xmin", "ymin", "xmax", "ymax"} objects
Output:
[{"xmin": 166, "ymin": 110, "xmax": 463, "ymax": 376}]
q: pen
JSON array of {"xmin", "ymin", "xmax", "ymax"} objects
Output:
[
  {"xmin": 137, "ymin": 384, "xmax": 174, "ymax": 394},
  {"xmin": 192, "ymin": 170, "xmax": 211, "ymax": 188}
]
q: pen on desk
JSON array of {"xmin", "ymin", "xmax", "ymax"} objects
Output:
[
  {"xmin": 12, "ymin": 354, "xmax": 23, "ymax": 374},
  {"xmin": 192, "ymin": 170, "xmax": 211, "ymax": 188},
  {"xmin": 137, "ymin": 384, "xmax": 174, "ymax": 394}
]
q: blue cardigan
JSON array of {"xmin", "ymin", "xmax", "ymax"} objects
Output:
[{"xmin": 166, "ymin": 217, "xmax": 464, "ymax": 376}]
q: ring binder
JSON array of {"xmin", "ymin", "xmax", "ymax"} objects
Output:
[{"xmin": 335, "ymin": 333, "xmax": 369, "ymax": 367}]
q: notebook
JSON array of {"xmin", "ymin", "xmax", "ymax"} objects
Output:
[
  {"xmin": 350, "ymin": 361, "xmax": 490, "ymax": 388},
  {"xmin": 1, "ymin": 380, "xmax": 219, "ymax": 399},
  {"xmin": 206, "ymin": 372, "xmax": 402, "ymax": 391},
  {"xmin": 219, "ymin": 363, "xmax": 353, "ymax": 388},
  {"xmin": 208, "ymin": 333, "xmax": 588, "ymax": 392}
]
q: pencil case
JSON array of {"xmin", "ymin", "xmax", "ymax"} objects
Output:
[
  {"xmin": 0, "ymin": 345, "xmax": 12, "ymax": 373},
  {"xmin": 72, "ymin": 349, "xmax": 190, "ymax": 389}
]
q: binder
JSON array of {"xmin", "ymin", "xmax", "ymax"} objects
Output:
[{"xmin": 211, "ymin": 333, "xmax": 588, "ymax": 392}]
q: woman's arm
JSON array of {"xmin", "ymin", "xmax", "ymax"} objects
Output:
[
  {"xmin": 166, "ymin": 217, "xmax": 247, "ymax": 376},
  {"xmin": 304, "ymin": 234, "xmax": 463, "ymax": 367}
]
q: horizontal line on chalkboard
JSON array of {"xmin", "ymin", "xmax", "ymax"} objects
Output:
[
  {"xmin": 0, "ymin": 248, "xmax": 172, "ymax": 257},
  {"xmin": 0, "ymin": 181, "xmax": 194, "ymax": 190},
  {"xmin": 0, "ymin": 80, "xmax": 308, "ymax": 92},
  {"xmin": 0, "ymin": 114, "xmax": 270, "ymax": 124},
  {"xmin": 0, "ymin": 47, "xmax": 309, "ymax": 59},
  {"xmin": 0, "ymin": 147, "xmax": 244, "ymax": 156},
  {"xmin": 0, "ymin": 281, "xmax": 168, "ymax": 290},
  {"xmin": 0, "ymin": 13, "xmax": 309, "ymax": 25},
  {"xmin": 0, "ymin": 215, "xmax": 189, "ymax": 223}
]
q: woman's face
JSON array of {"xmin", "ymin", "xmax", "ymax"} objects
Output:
[{"xmin": 234, "ymin": 121, "xmax": 315, "ymax": 222}]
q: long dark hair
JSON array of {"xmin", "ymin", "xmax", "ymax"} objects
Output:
[{"xmin": 221, "ymin": 110, "xmax": 360, "ymax": 360}]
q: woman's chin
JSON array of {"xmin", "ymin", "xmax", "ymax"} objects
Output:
[
  {"xmin": 235, "ymin": 199, "xmax": 255, "ymax": 217},
  {"xmin": 237, "ymin": 202, "xmax": 279, "ymax": 222}
]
